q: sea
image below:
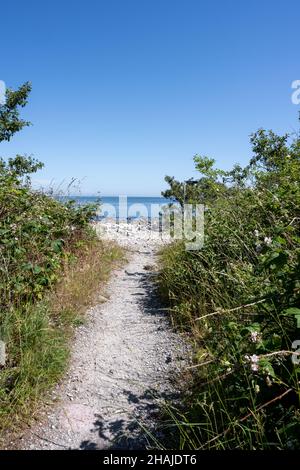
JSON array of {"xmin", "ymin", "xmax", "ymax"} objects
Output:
[{"xmin": 62, "ymin": 196, "xmax": 172, "ymax": 220}]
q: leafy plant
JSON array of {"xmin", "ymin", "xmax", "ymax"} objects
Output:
[{"xmin": 159, "ymin": 123, "xmax": 300, "ymax": 449}]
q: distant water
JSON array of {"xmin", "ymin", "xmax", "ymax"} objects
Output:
[{"xmin": 62, "ymin": 196, "xmax": 172, "ymax": 220}]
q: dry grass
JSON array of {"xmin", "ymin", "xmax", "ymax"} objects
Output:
[{"xmin": 50, "ymin": 238, "xmax": 124, "ymax": 327}]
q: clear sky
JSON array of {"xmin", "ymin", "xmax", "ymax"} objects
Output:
[{"xmin": 1, "ymin": 0, "xmax": 299, "ymax": 196}]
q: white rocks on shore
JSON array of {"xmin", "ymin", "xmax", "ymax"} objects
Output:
[{"xmin": 92, "ymin": 218, "xmax": 172, "ymax": 250}]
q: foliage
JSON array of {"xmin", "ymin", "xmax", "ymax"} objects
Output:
[
  {"xmin": 159, "ymin": 126, "xmax": 300, "ymax": 449},
  {"xmin": 162, "ymin": 156, "xmax": 227, "ymax": 207},
  {"xmin": 0, "ymin": 155, "xmax": 99, "ymax": 308},
  {"xmin": 0, "ymin": 82, "xmax": 32, "ymax": 142}
]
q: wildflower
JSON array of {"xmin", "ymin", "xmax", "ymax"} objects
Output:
[
  {"xmin": 250, "ymin": 354, "xmax": 259, "ymax": 371},
  {"xmin": 254, "ymin": 384, "xmax": 260, "ymax": 393},
  {"xmin": 245, "ymin": 354, "xmax": 259, "ymax": 372},
  {"xmin": 250, "ymin": 331, "xmax": 260, "ymax": 343},
  {"xmin": 254, "ymin": 230, "xmax": 259, "ymax": 237},
  {"xmin": 250, "ymin": 354, "xmax": 259, "ymax": 363},
  {"xmin": 264, "ymin": 236, "xmax": 272, "ymax": 246}
]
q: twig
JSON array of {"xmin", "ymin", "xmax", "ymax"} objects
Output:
[
  {"xmin": 239, "ymin": 388, "xmax": 293, "ymax": 423},
  {"xmin": 28, "ymin": 430, "xmax": 69, "ymax": 449},
  {"xmin": 259, "ymin": 350, "xmax": 300, "ymax": 359},
  {"xmin": 195, "ymin": 299, "xmax": 267, "ymax": 321},
  {"xmin": 187, "ymin": 359, "xmax": 214, "ymax": 369},
  {"xmin": 200, "ymin": 387, "xmax": 294, "ymax": 449},
  {"xmin": 287, "ymin": 217, "xmax": 299, "ymax": 226}
]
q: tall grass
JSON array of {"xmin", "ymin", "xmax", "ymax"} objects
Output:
[{"xmin": 159, "ymin": 128, "xmax": 300, "ymax": 449}]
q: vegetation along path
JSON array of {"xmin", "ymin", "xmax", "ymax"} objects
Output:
[{"xmin": 20, "ymin": 224, "xmax": 190, "ymax": 450}]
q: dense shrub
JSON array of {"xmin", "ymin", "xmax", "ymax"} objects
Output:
[
  {"xmin": 159, "ymin": 126, "xmax": 300, "ymax": 449},
  {"xmin": 0, "ymin": 157, "xmax": 97, "ymax": 308}
]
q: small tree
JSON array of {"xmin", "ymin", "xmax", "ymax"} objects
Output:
[
  {"xmin": 0, "ymin": 82, "xmax": 43, "ymax": 181},
  {"xmin": 162, "ymin": 155, "xmax": 227, "ymax": 206},
  {"xmin": 0, "ymin": 82, "xmax": 32, "ymax": 142}
]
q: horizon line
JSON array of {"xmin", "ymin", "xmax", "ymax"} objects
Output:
[{"xmin": 65, "ymin": 194, "xmax": 165, "ymax": 198}]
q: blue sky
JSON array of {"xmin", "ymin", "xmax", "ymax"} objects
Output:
[{"xmin": 1, "ymin": 0, "xmax": 299, "ymax": 195}]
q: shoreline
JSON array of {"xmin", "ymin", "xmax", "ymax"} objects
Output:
[{"xmin": 92, "ymin": 218, "xmax": 172, "ymax": 250}]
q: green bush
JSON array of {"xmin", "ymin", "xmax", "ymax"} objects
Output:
[
  {"xmin": 159, "ymin": 126, "xmax": 300, "ymax": 449},
  {"xmin": 0, "ymin": 159, "xmax": 97, "ymax": 307}
]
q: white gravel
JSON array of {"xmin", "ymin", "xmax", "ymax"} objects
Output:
[
  {"xmin": 19, "ymin": 221, "xmax": 190, "ymax": 450},
  {"xmin": 94, "ymin": 219, "xmax": 172, "ymax": 251}
]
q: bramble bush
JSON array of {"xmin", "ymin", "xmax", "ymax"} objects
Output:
[
  {"xmin": 159, "ymin": 124, "xmax": 300, "ymax": 449},
  {"xmin": 0, "ymin": 156, "xmax": 98, "ymax": 307},
  {"xmin": 0, "ymin": 84, "xmax": 99, "ymax": 307}
]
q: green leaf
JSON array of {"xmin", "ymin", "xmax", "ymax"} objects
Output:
[
  {"xmin": 283, "ymin": 308, "xmax": 300, "ymax": 316},
  {"xmin": 259, "ymin": 358, "xmax": 276, "ymax": 377},
  {"xmin": 33, "ymin": 265, "xmax": 42, "ymax": 274},
  {"xmin": 51, "ymin": 239, "xmax": 64, "ymax": 253}
]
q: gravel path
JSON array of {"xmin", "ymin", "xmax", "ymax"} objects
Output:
[{"xmin": 20, "ymin": 227, "xmax": 190, "ymax": 450}]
